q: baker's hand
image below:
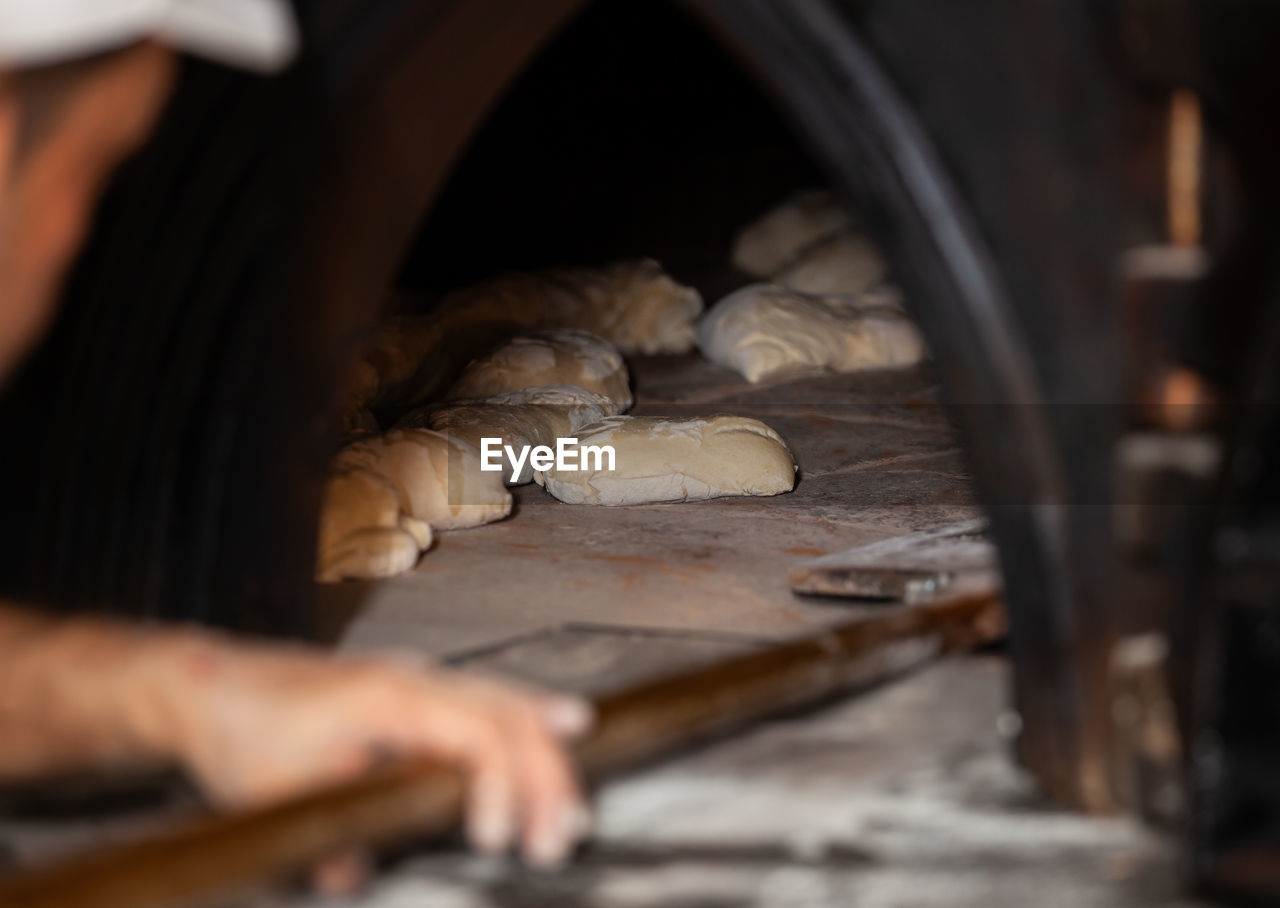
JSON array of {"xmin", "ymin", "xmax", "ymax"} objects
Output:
[{"xmin": 157, "ymin": 635, "xmax": 593, "ymax": 870}]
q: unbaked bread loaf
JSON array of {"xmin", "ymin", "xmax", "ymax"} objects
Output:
[
  {"xmin": 339, "ymin": 403, "xmax": 380, "ymax": 436},
  {"xmin": 731, "ymin": 190, "xmax": 851, "ymax": 278},
  {"xmin": 347, "ymin": 260, "xmax": 700, "ymax": 416},
  {"xmin": 446, "ymin": 330, "xmax": 632, "ymax": 411},
  {"xmin": 773, "ymin": 231, "xmax": 888, "ymax": 296},
  {"xmin": 348, "ymin": 316, "xmax": 450, "ymax": 408},
  {"xmin": 316, "ymin": 468, "xmax": 432, "ymax": 583},
  {"xmin": 333, "ymin": 429, "xmax": 512, "ymax": 531},
  {"xmin": 404, "ymin": 386, "xmax": 618, "ymax": 485},
  {"xmin": 435, "ymin": 259, "xmax": 703, "ymax": 356},
  {"xmin": 697, "ymin": 284, "xmax": 925, "ymax": 383},
  {"xmin": 536, "ymin": 415, "xmax": 797, "ymax": 506}
]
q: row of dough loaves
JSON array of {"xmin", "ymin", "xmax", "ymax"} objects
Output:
[
  {"xmin": 321, "ymin": 320, "xmax": 797, "ymax": 580},
  {"xmin": 320, "ymin": 328, "xmax": 629, "ymax": 580},
  {"xmin": 344, "ymin": 258, "xmax": 702, "ymax": 425}
]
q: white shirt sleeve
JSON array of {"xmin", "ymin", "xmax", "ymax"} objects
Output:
[{"xmin": 0, "ymin": 0, "xmax": 298, "ymax": 72}]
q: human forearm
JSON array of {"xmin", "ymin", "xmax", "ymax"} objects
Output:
[
  {"xmin": 0, "ymin": 605, "xmax": 192, "ymax": 778},
  {"xmin": 0, "ymin": 604, "xmax": 591, "ymax": 867}
]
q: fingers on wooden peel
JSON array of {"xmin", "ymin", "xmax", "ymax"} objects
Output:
[
  {"xmin": 536, "ymin": 415, "xmax": 797, "ymax": 506},
  {"xmin": 317, "ymin": 431, "xmax": 511, "ymax": 581},
  {"xmin": 697, "ymin": 284, "xmax": 927, "ymax": 383},
  {"xmin": 445, "ymin": 330, "xmax": 633, "ymax": 411},
  {"xmin": 407, "ymin": 387, "xmax": 619, "ymax": 486},
  {"xmin": 731, "ymin": 189, "xmax": 852, "ymax": 277}
]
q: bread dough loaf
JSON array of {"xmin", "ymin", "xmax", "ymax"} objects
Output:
[
  {"xmin": 536, "ymin": 415, "xmax": 797, "ymax": 506},
  {"xmin": 732, "ymin": 190, "xmax": 851, "ymax": 277},
  {"xmin": 339, "ymin": 403, "xmax": 380, "ymax": 436},
  {"xmin": 333, "ymin": 429, "xmax": 512, "ymax": 531},
  {"xmin": 404, "ymin": 386, "xmax": 617, "ymax": 485},
  {"xmin": 436, "ymin": 259, "xmax": 703, "ymax": 355},
  {"xmin": 348, "ymin": 316, "xmax": 451, "ymax": 408},
  {"xmin": 446, "ymin": 330, "xmax": 632, "ymax": 411},
  {"xmin": 584, "ymin": 260, "xmax": 703, "ymax": 355},
  {"xmin": 317, "ymin": 429, "xmax": 510, "ymax": 581},
  {"xmin": 347, "ymin": 260, "xmax": 701, "ymax": 415},
  {"xmin": 316, "ymin": 468, "xmax": 432, "ymax": 583},
  {"xmin": 774, "ymin": 231, "xmax": 887, "ymax": 296},
  {"xmin": 698, "ymin": 284, "xmax": 926, "ymax": 383}
]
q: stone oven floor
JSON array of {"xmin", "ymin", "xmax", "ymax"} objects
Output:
[
  {"xmin": 319, "ymin": 355, "xmax": 978, "ymax": 666},
  {"xmin": 295, "ymin": 355, "xmax": 1199, "ymax": 907},
  {"xmin": 0, "ymin": 356, "xmax": 1203, "ymax": 907}
]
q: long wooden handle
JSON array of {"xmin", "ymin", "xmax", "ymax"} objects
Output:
[{"xmin": 0, "ymin": 590, "xmax": 1002, "ymax": 908}]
